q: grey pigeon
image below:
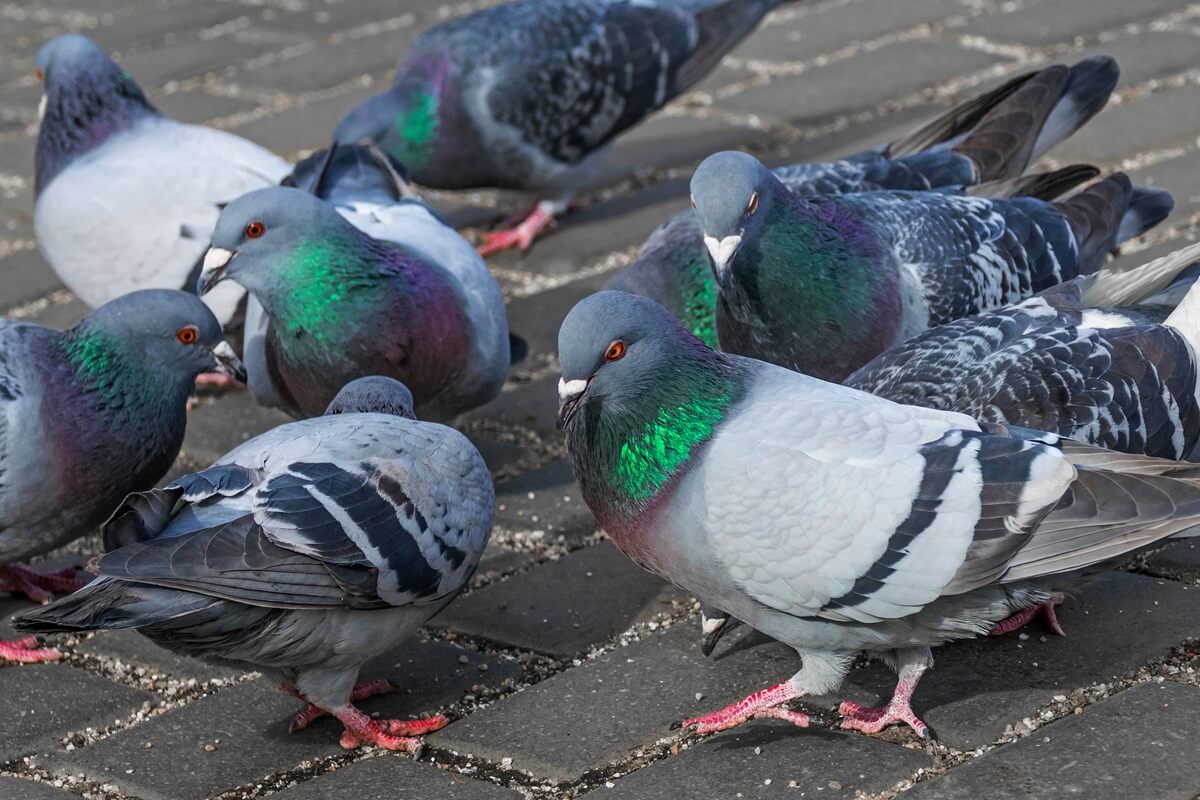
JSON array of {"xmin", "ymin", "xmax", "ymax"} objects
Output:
[
  {"xmin": 557, "ymin": 290, "xmax": 1200, "ymax": 738},
  {"xmin": 15, "ymin": 376, "xmax": 493, "ymax": 752},
  {"xmin": 690, "ymin": 152, "xmax": 1172, "ymax": 382},
  {"xmin": 700, "ymin": 243, "xmax": 1200, "ymax": 656},
  {"xmin": 333, "ymin": 0, "xmax": 797, "ymax": 255},
  {"xmin": 199, "ymin": 184, "xmax": 510, "ymax": 421},
  {"xmin": 0, "ymin": 290, "xmax": 243, "ymax": 664},
  {"xmin": 33, "ymin": 34, "xmax": 290, "ymax": 327},
  {"xmin": 607, "ymin": 57, "xmax": 1119, "ymax": 346}
]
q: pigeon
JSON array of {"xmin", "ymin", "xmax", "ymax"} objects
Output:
[
  {"xmin": 33, "ymin": 34, "xmax": 291, "ymax": 328},
  {"xmin": 698, "ymin": 243, "xmax": 1200, "ymax": 657},
  {"xmin": 333, "ymin": 0, "xmax": 798, "ymax": 255},
  {"xmin": 690, "ymin": 151, "xmax": 1172, "ymax": 382},
  {"xmin": 0, "ymin": 290, "xmax": 244, "ymax": 664},
  {"xmin": 557, "ymin": 290, "xmax": 1200, "ymax": 738},
  {"xmin": 199, "ymin": 183, "xmax": 511, "ymax": 421},
  {"xmin": 606, "ymin": 57, "xmax": 1119, "ymax": 346},
  {"xmin": 15, "ymin": 376, "xmax": 493, "ymax": 752}
]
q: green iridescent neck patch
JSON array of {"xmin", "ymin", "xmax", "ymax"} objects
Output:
[{"xmin": 392, "ymin": 91, "xmax": 438, "ymax": 168}]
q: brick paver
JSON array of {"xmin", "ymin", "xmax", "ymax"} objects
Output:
[{"xmin": 2, "ymin": 0, "xmax": 1200, "ymax": 798}]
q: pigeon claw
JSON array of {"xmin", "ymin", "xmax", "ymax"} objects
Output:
[
  {"xmin": 838, "ymin": 699, "xmax": 929, "ymax": 738},
  {"xmin": 333, "ymin": 704, "xmax": 445, "ymax": 755},
  {"xmin": 680, "ymin": 681, "xmax": 807, "ymax": 737},
  {"xmin": 290, "ymin": 679, "xmax": 398, "ymax": 733},
  {"xmin": 477, "ymin": 206, "xmax": 556, "ymax": 256},
  {"xmin": 989, "ymin": 594, "xmax": 1066, "ymax": 637},
  {"xmin": 0, "ymin": 636, "xmax": 63, "ymax": 664},
  {"xmin": 0, "ymin": 564, "xmax": 88, "ymax": 605}
]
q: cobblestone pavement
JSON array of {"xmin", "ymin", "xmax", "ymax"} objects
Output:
[{"xmin": 3, "ymin": 0, "xmax": 1200, "ymax": 798}]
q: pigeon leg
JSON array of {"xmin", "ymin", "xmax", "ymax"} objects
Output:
[
  {"xmin": 478, "ymin": 198, "xmax": 567, "ymax": 256},
  {"xmin": 0, "ymin": 564, "xmax": 88, "ymax": 604},
  {"xmin": 989, "ymin": 594, "xmax": 1066, "ymax": 637},
  {"xmin": 333, "ymin": 703, "xmax": 447, "ymax": 753},
  {"xmin": 839, "ymin": 660, "xmax": 930, "ymax": 738},
  {"xmin": 290, "ymin": 679, "xmax": 396, "ymax": 732},
  {"xmin": 0, "ymin": 636, "xmax": 63, "ymax": 664},
  {"xmin": 681, "ymin": 680, "xmax": 809, "ymax": 736}
]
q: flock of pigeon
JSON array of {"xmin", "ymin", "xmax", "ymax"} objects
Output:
[{"xmin": 4, "ymin": 0, "xmax": 1200, "ymax": 759}]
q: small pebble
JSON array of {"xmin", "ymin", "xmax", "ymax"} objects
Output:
[
  {"xmin": 459, "ymin": 654, "xmax": 470, "ymax": 664},
  {"xmin": 143, "ymin": 742, "xmax": 153, "ymax": 749},
  {"xmin": 204, "ymin": 743, "xmax": 217, "ymax": 752}
]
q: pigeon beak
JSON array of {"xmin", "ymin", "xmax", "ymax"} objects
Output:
[
  {"xmin": 199, "ymin": 247, "xmax": 236, "ymax": 295},
  {"xmin": 703, "ymin": 234, "xmax": 742, "ymax": 289},
  {"xmin": 700, "ymin": 609, "xmax": 741, "ymax": 657},
  {"xmin": 556, "ymin": 377, "xmax": 589, "ymax": 430},
  {"xmin": 209, "ymin": 340, "xmax": 247, "ymax": 383}
]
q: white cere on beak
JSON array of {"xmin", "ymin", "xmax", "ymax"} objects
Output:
[
  {"xmin": 211, "ymin": 341, "xmax": 238, "ymax": 360},
  {"xmin": 202, "ymin": 247, "xmax": 235, "ymax": 274},
  {"xmin": 37, "ymin": 95, "xmax": 47, "ymax": 123},
  {"xmin": 704, "ymin": 234, "xmax": 742, "ymax": 275},
  {"xmin": 558, "ymin": 377, "xmax": 588, "ymax": 403}
]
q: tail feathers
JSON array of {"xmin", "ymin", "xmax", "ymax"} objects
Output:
[
  {"xmin": 1055, "ymin": 173, "xmax": 1172, "ymax": 272},
  {"xmin": 675, "ymin": 0, "xmax": 778, "ymax": 91},
  {"xmin": 11, "ymin": 577, "xmax": 218, "ymax": 635},
  {"xmin": 1164, "ymin": 247, "xmax": 1200, "ymax": 354},
  {"xmin": 886, "ymin": 70, "xmax": 1033, "ymax": 158},
  {"xmin": 1080, "ymin": 240, "xmax": 1200, "ymax": 307},
  {"xmin": 970, "ymin": 164, "xmax": 1099, "ymax": 201},
  {"xmin": 1030, "ymin": 55, "xmax": 1121, "ymax": 161}
]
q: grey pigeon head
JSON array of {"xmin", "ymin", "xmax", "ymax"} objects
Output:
[
  {"xmin": 557, "ymin": 291, "xmax": 702, "ymax": 429},
  {"xmin": 35, "ymin": 34, "xmax": 156, "ymax": 193},
  {"xmin": 325, "ymin": 377, "xmax": 416, "ymax": 419},
  {"xmin": 199, "ymin": 186, "xmax": 356, "ymax": 296},
  {"xmin": 81, "ymin": 289, "xmax": 245, "ymax": 384},
  {"xmin": 689, "ymin": 151, "xmax": 776, "ymax": 287}
]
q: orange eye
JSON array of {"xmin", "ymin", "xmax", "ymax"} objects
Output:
[
  {"xmin": 35, "ymin": 68, "xmax": 44, "ymax": 81},
  {"xmin": 604, "ymin": 340, "xmax": 625, "ymax": 362},
  {"xmin": 177, "ymin": 326, "xmax": 199, "ymax": 345},
  {"xmin": 746, "ymin": 191, "xmax": 759, "ymax": 215},
  {"xmin": 245, "ymin": 221, "xmax": 265, "ymax": 239}
]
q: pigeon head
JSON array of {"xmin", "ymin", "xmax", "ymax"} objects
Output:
[
  {"xmin": 690, "ymin": 151, "xmax": 776, "ymax": 290},
  {"xmin": 73, "ymin": 290, "xmax": 244, "ymax": 389},
  {"xmin": 325, "ymin": 377, "xmax": 416, "ymax": 419},
  {"xmin": 200, "ymin": 186, "xmax": 361, "ymax": 298},
  {"xmin": 35, "ymin": 34, "xmax": 156, "ymax": 193}
]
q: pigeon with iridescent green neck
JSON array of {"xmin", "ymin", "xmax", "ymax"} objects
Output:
[
  {"xmin": 0, "ymin": 290, "xmax": 243, "ymax": 664},
  {"xmin": 33, "ymin": 34, "xmax": 290, "ymax": 327},
  {"xmin": 200, "ymin": 186, "xmax": 510, "ymax": 421},
  {"xmin": 608, "ymin": 56, "xmax": 1120, "ymax": 346},
  {"xmin": 558, "ymin": 290, "xmax": 1200, "ymax": 740},
  {"xmin": 693, "ymin": 152, "xmax": 1172, "ymax": 382},
  {"xmin": 334, "ymin": 0, "xmax": 797, "ymax": 256}
]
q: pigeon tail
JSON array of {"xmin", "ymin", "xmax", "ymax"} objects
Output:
[
  {"xmin": 969, "ymin": 164, "xmax": 1099, "ymax": 201},
  {"xmin": 12, "ymin": 577, "xmax": 218, "ymax": 634},
  {"xmin": 1030, "ymin": 55, "xmax": 1120, "ymax": 161},
  {"xmin": 1055, "ymin": 173, "xmax": 1172, "ymax": 274},
  {"xmin": 673, "ymin": 0, "xmax": 780, "ymax": 91}
]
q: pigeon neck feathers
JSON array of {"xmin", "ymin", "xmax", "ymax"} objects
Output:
[
  {"xmin": 719, "ymin": 189, "xmax": 899, "ymax": 381},
  {"xmin": 35, "ymin": 54, "xmax": 158, "ymax": 194},
  {"xmin": 567, "ymin": 341, "xmax": 748, "ymax": 532}
]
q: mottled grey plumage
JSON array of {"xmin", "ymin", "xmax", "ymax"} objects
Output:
[
  {"xmin": 16, "ymin": 377, "xmax": 493, "ymax": 751},
  {"xmin": 693, "ymin": 151, "xmax": 1171, "ymax": 382},
  {"xmin": 557, "ymin": 291, "xmax": 1200, "ymax": 737},
  {"xmin": 608, "ymin": 57, "xmax": 1119, "ymax": 345},
  {"xmin": 0, "ymin": 290, "xmax": 241, "ymax": 567}
]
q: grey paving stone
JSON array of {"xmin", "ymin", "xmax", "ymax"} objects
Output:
[
  {"xmin": 1143, "ymin": 540, "xmax": 1200, "ymax": 583},
  {"xmin": 0, "ymin": 776, "xmax": 78, "ymax": 799},
  {"xmin": 494, "ymin": 459, "xmax": 595, "ymax": 542},
  {"xmin": 1074, "ymin": 31, "xmax": 1200, "ymax": 88},
  {"xmin": 431, "ymin": 623, "xmax": 802, "ymax": 784},
  {"xmin": 76, "ymin": 630, "xmax": 243, "ymax": 682},
  {"xmin": 804, "ymin": 571, "xmax": 1200, "ymax": 749},
  {"xmin": 961, "ymin": 0, "xmax": 1190, "ymax": 46},
  {"xmin": 117, "ymin": 37, "xmax": 263, "ymax": 87},
  {"xmin": 0, "ymin": 247, "xmax": 63, "ymax": 312},
  {"xmin": 0, "ymin": 135, "xmax": 35, "ymax": 178},
  {"xmin": 437, "ymin": 541, "xmax": 679, "ymax": 656},
  {"xmin": 230, "ymin": 82, "xmax": 381, "ymax": 157},
  {"xmin": 271, "ymin": 753, "xmax": 524, "ymax": 800},
  {"xmin": 1, "ymin": 595, "xmax": 40, "ymax": 640},
  {"xmin": 1035, "ymin": 83, "xmax": 1200, "ymax": 168},
  {"xmin": 745, "ymin": 0, "xmax": 968, "ymax": 65},
  {"xmin": 468, "ymin": 378, "xmax": 560, "ymax": 439},
  {"xmin": 180, "ymin": 390, "xmax": 291, "ymax": 467},
  {"xmin": 465, "ymin": 433, "xmax": 538, "ymax": 481},
  {"xmin": 470, "ymin": 545, "xmax": 538, "ymax": 585},
  {"xmin": 723, "ymin": 40, "xmax": 1003, "ymax": 128},
  {"xmin": 593, "ymin": 720, "xmax": 929, "ymax": 800},
  {"xmin": 255, "ymin": 0, "xmax": 423, "ymax": 36},
  {"xmin": 498, "ymin": 268, "xmax": 620, "ymax": 366},
  {"xmin": 153, "ymin": 89, "xmax": 256, "ymax": 125},
  {"xmin": 51, "ymin": 640, "xmax": 517, "ymax": 800},
  {"xmin": 241, "ymin": 28, "xmax": 417, "ymax": 93},
  {"xmin": 97, "ymin": 3, "xmax": 252, "ymax": 54},
  {"xmin": 20, "ymin": 294, "xmax": 89, "ymax": 330},
  {"xmin": 905, "ymin": 682, "xmax": 1200, "ymax": 800},
  {"xmin": 1129, "ymin": 149, "xmax": 1200, "ymax": 222},
  {"xmin": 0, "ymin": 663, "xmax": 155, "ymax": 763}
]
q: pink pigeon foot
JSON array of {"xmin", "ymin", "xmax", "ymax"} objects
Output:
[
  {"xmin": 0, "ymin": 564, "xmax": 88, "ymax": 605},
  {"xmin": 290, "ymin": 679, "xmax": 396, "ymax": 732},
  {"xmin": 990, "ymin": 594, "xmax": 1066, "ymax": 637},
  {"xmin": 333, "ymin": 704, "xmax": 447, "ymax": 753},
  {"xmin": 681, "ymin": 681, "xmax": 808, "ymax": 736},
  {"xmin": 0, "ymin": 636, "xmax": 63, "ymax": 664},
  {"xmin": 477, "ymin": 205, "xmax": 557, "ymax": 256},
  {"xmin": 839, "ymin": 661, "xmax": 929, "ymax": 738}
]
